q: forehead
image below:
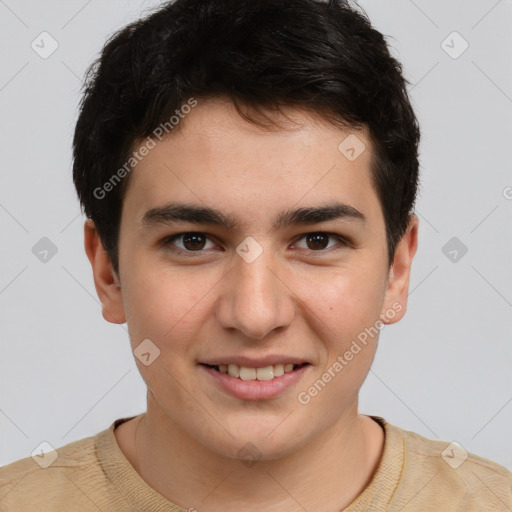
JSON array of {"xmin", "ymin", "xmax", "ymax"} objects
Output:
[{"xmin": 122, "ymin": 98, "xmax": 382, "ymax": 230}]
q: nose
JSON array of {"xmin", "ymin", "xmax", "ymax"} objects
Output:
[{"xmin": 215, "ymin": 247, "xmax": 295, "ymax": 340}]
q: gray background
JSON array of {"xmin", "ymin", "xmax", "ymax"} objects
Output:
[{"xmin": 1, "ymin": 0, "xmax": 511, "ymax": 471}]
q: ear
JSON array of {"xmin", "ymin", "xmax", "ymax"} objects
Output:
[
  {"xmin": 84, "ymin": 219, "xmax": 126, "ymax": 324},
  {"xmin": 380, "ymin": 214, "xmax": 419, "ymax": 325}
]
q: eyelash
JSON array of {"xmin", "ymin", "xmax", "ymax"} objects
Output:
[{"xmin": 161, "ymin": 231, "xmax": 351, "ymax": 256}]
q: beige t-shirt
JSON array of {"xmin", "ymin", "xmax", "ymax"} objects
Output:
[{"xmin": 1, "ymin": 415, "xmax": 510, "ymax": 511}]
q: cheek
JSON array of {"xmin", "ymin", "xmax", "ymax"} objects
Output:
[
  {"xmin": 293, "ymin": 265, "xmax": 387, "ymax": 341},
  {"xmin": 121, "ymin": 265, "xmax": 218, "ymax": 353},
  {"xmin": 120, "ymin": 271, "xmax": 207, "ymax": 403},
  {"xmin": 294, "ymin": 271, "xmax": 384, "ymax": 413}
]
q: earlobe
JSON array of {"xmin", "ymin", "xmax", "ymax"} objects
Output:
[
  {"xmin": 84, "ymin": 219, "xmax": 126, "ymax": 324},
  {"xmin": 380, "ymin": 214, "xmax": 419, "ymax": 325}
]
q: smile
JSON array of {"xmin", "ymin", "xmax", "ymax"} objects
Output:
[
  {"xmin": 203, "ymin": 363, "xmax": 308, "ymax": 381},
  {"xmin": 199, "ymin": 362, "xmax": 311, "ymax": 400}
]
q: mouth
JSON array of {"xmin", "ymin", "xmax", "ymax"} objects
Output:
[
  {"xmin": 200, "ymin": 362, "xmax": 309, "ymax": 381},
  {"xmin": 198, "ymin": 362, "xmax": 311, "ymax": 401}
]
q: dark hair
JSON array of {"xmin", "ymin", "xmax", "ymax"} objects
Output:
[{"xmin": 72, "ymin": 0, "xmax": 420, "ymax": 276}]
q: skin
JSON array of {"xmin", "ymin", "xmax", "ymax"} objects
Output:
[{"xmin": 85, "ymin": 97, "xmax": 418, "ymax": 511}]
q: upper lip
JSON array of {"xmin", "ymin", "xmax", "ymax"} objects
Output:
[{"xmin": 199, "ymin": 355, "xmax": 310, "ymax": 367}]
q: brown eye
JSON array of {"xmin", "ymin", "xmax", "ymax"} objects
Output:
[
  {"xmin": 293, "ymin": 232, "xmax": 348, "ymax": 252},
  {"xmin": 182, "ymin": 233, "xmax": 207, "ymax": 250},
  {"xmin": 306, "ymin": 233, "xmax": 330, "ymax": 250},
  {"xmin": 163, "ymin": 232, "xmax": 216, "ymax": 253}
]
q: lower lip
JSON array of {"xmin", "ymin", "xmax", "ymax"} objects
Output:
[{"xmin": 199, "ymin": 364, "xmax": 310, "ymax": 401}]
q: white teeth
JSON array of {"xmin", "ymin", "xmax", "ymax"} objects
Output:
[
  {"xmin": 212, "ymin": 362, "xmax": 304, "ymax": 380},
  {"xmin": 239, "ymin": 367, "xmax": 257, "ymax": 380},
  {"xmin": 227, "ymin": 364, "xmax": 240, "ymax": 378},
  {"xmin": 256, "ymin": 366, "xmax": 274, "ymax": 381},
  {"xmin": 273, "ymin": 364, "xmax": 284, "ymax": 377}
]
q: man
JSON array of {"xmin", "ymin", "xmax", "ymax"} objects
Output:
[{"xmin": 1, "ymin": 0, "xmax": 511, "ymax": 510}]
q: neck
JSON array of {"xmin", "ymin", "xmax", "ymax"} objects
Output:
[{"xmin": 126, "ymin": 401, "xmax": 384, "ymax": 511}]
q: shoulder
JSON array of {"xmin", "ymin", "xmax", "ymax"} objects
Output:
[
  {"xmin": 0, "ymin": 430, "xmax": 109, "ymax": 512},
  {"xmin": 0, "ymin": 432, "xmax": 97, "ymax": 477},
  {"xmin": 389, "ymin": 421, "xmax": 512, "ymax": 511}
]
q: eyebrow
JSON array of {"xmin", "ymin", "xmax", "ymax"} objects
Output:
[{"xmin": 140, "ymin": 201, "xmax": 366, "ymax": 230}]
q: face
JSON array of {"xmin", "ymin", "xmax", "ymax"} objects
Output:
[{"xmin": 86, "ymin": 97, "xmax": 417, "ymax": 461}]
